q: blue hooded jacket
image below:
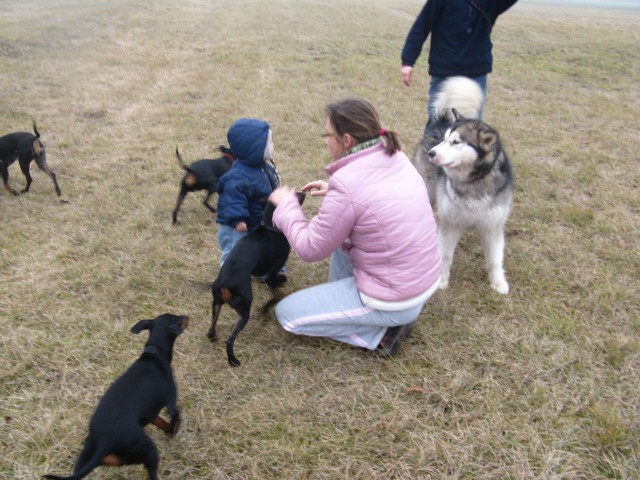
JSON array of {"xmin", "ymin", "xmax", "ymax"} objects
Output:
[
  {"xmin": 401, "ymin": 0, "xmax": 518, "ymax": 77},
  {"xmin": 216, "ymin": 119, "xmax": 279, "ymax": 231}
]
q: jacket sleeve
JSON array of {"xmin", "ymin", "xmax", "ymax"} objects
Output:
[
  {"xmin": 401, "ymin": 0, "xmax": 439, "ymax": 66},
  {"xmin": 273, "ymin": 178, "xmax": 355, "ymax": 263},
  {"xmin": 222, "ymin": 178, "xmax": 252, "ymax": 227}
]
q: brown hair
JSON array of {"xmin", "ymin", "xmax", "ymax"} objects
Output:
[{"xmin": 325, "ymin": 97, "xmax": 401, "ymax": 155}]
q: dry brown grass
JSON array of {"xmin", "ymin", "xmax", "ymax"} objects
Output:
[{"xmin": 1, "ymin": 1, "xmax": 639, "ymax": 479}]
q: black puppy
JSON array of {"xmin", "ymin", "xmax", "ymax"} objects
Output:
[
  {"xmin": 0, "ymin": 122, "xmax": 61, "ymax": 197},
  {"xmin": 43, "ymin": 313, "xmax": 189, "ymax": 480},
  {"xmin": 172, "ymin": 146, "xmax": 234, "ymax": 224},
  {"xmin": 208, "ymin": 192, "xmax": 305, "ymax": 367}
]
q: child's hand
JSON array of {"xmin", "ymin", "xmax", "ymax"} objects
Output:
[
  {"xmin": 301, "ymin": 180, "xmax": 328, "ymax": 196},
  {"xmin": 235, "ymin": 221, "xmax": 248, "ymax": 232}
]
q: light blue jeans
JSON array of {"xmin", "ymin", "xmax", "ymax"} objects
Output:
[
  {"xmin": 275, "ymin": 249, "xmax": 426, "ymax": 350},
  {"xmin": 217, "ymin": 224, "xmax": 248, "ymax": 265},
  {"xmin": 426, "ymin": 74, "xmax": 488, "ymax": 131}
]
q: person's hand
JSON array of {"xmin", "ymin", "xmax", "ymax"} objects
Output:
[
  {"xmin": 401, "ymin": 65, "xmax": 413, "ymax": 87},
  {"xmin": 235, "ymin": 221, "xmax": 248, "ymax": 232},
  {"xmin": 269, "ymin": 186, "xmax": 297, "ymax": 206},
  {"xmin": 300, "ymin": 180, "xmax": 329, "ymax": 197}
]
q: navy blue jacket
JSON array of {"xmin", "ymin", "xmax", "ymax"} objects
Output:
[
  {"xmin": 401, "ymin": 0, "xmax": 518, "ymax": 77},
  {"xmin": 216, "ymin": 119, "xmax": 279, "ymax": 231}
]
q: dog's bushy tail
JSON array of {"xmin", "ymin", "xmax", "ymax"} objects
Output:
[{"xmin": 432, "ymin": 76, "xmax": 483, "ymax": 123}]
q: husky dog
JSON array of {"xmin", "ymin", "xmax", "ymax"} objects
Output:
[{"xmin": 413, "ymin": 76, "xmax": 513, "ymax": 294}]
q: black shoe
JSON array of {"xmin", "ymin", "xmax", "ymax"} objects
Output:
[{"xmin": 375, "ymin": 322, "xmax": 415, "ymax": 357}]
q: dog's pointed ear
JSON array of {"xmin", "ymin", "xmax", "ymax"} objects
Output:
[
  {"xmin": 478, "ymin": 127, "xmax": 498, "ymax": 152},
  {"xmin": 131, "ymin": 319, "xmax": 154, "ymax": 334},
  {"xmin": 452, "ymin": 108, "xmax": 465, "ymax": 121}
]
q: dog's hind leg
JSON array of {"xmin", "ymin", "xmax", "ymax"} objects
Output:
[
  {"xmin": 208, "ymin": 301, "xmax": 223, "ymax": 342},
  {"xmin": 141, "ymin": 443, "xmax": 160, "ymax": 480},
  {"xmin": 226, "ymin": 309, "xmax": 251, "ymax": 367},
  {"xmin": 479, "ymin": 226, "xmax": 509, "ymax": 294},
  {"xmin": 128, "ymin": 433, "xmax": 160, "ymax": 480},
  {"xmin": 33, "ymin": 154, "xmax": 61, "ymax": 196}
]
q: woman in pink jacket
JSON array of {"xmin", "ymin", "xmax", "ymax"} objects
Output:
[{"xmin": 269, "ymin": 98, "xmax": 441, "ymax": 356}]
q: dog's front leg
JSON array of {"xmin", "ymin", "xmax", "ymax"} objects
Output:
[
  {"xmin": 165, "ymin": 382, "xmax": 182, "ymax": 437},
  {"xmin": 480, "ymin": 227, "xmax": 509, "ymax": 294},
  {"xmin": 1, "ymin": 164, "xmax": 19, "ymax": 196},
  {"xmin": 437, "ymin": 222, "xmax": 464, "ymax": 289},
  {"xmin": 166, "ymin": 408, "xmax": 181, "ymax": 437},
  {"xmin": 151, "ymin": 409, "xmax": 180, "ymax": 437},
  {"xmin": 203, "ymin": 189, "xmax": 217, "ymax": 213}
]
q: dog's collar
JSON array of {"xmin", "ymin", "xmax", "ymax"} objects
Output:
[{"xmin": 144, "ymin": 345, "xmax": 159, "ymax": 355}]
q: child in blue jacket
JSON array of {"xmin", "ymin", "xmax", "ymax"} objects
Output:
[{"xmin": 216, "ymin": 118, "xmax": 279, "ymax": 264}]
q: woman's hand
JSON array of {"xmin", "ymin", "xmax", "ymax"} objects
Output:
[
  {"xmin": 301, "ymin": 180, "xmax": 329, "ymax": 197},
  {"xmin": 269, "ymin": 186, "xmax": 297, "ymax": 206}
]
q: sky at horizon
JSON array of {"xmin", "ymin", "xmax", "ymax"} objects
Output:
[{"xmin": 523, "ymin": 0, "xmax": 640, "ymax": 10}]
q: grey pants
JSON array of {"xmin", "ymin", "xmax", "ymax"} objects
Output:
[{"xmin": 275, "ymin": 249, "xmax": 426, "ymax": 350}]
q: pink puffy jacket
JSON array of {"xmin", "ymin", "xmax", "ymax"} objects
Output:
[{"xmin": 273, "ymin": 142, "xmax": 441, "ymax": 302}]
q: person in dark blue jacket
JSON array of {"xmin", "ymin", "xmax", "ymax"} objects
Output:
[
  {"xmin": 400, "ymin": 0, "xmax": 518, "ymax": 129},
  {"xmin": 216, "ymin": 118, "xmax": 279, "ymax": 264}
]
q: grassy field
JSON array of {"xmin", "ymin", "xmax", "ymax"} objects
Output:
[{"xmin": 1, "ymin": 1, "xmax": 639, "ymax": 478}]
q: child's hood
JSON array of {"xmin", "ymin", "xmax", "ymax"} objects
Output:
[{"xmin": 227, "ymin": 118, "xmax": 270, "ymax": 167}]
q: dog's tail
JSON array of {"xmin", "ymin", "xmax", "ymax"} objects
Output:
[
  {"xmin": 43, "ymin": 447, "xmax": 117, "ymax": 480},
  {"xmin": 432, "ymin": 76, "xmax": 483, "ymax": 123},
  {"xmin": 32, "ymin": 120, "xmax": 40, "ymax": 139},
  {"xmin": 175, "ymin": 146, "xmax": 196, "ymax": 174}
]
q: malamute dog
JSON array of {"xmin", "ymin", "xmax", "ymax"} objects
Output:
[{"xmin": 413, "ymin": 76, "xmax": 513, "ymax": 294}]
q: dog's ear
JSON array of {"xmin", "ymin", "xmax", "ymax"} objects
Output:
[
  {"xmin": 261, "ymin": 200, "xmax": 276, "ymax": 229},
  {"xmin": 295, "ymin": 191, "xmax": 306, "ymax": 206},
  {"xmin": 478, "ymin": 127, "xmax": 498, "ymax": 153},
  {"xmin": 131, "ymin": 319, "xmax": 154, "ymax": 334},
  {"xmin": 452, "ymin": 108, "xmax": 466, "ymax": 121}
]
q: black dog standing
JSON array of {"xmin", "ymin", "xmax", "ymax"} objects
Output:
[
  {"xmin": 43, "ymin": 313, "xmax": 189, "ymax": 480},
  {"xmin": 208, "ymin": 193, "xmax": 305, "ymax": 367},
  {"xmin": 172, "ymin": 146, "xmax": 233, "ymax": 224},
  {"xmin": 0, "ymin": 122, "xmax": 61, "ymax": 197}
]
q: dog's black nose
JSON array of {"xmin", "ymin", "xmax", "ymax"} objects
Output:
[{"xmin": 428, "ymin": 149, "xmax": 436, "ymax": 159}]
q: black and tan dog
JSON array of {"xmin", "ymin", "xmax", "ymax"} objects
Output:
[
  {"xmin": 208, "ymin": 193, "xmax": 304, "ymax": 367},
  {"xmin": 43, "ymin": 313, "xmax": 189, "ymax": 480},
  {"xmin": 172, "ymin": 146, "xmax": 234, "ymax": 224},
  {"xmin": 0, "ymin": 122, "xmax": 61, "ymax": 197}
]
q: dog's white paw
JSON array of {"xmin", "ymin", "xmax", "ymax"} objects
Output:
[{"xmin": 491, "ymin": 279, "xmax": 509, "ymax": 295}]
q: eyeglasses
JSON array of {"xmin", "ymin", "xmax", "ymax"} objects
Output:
[{"xmin": 321, "ymin": 132, "xmax": 336, "ymax": 139}]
